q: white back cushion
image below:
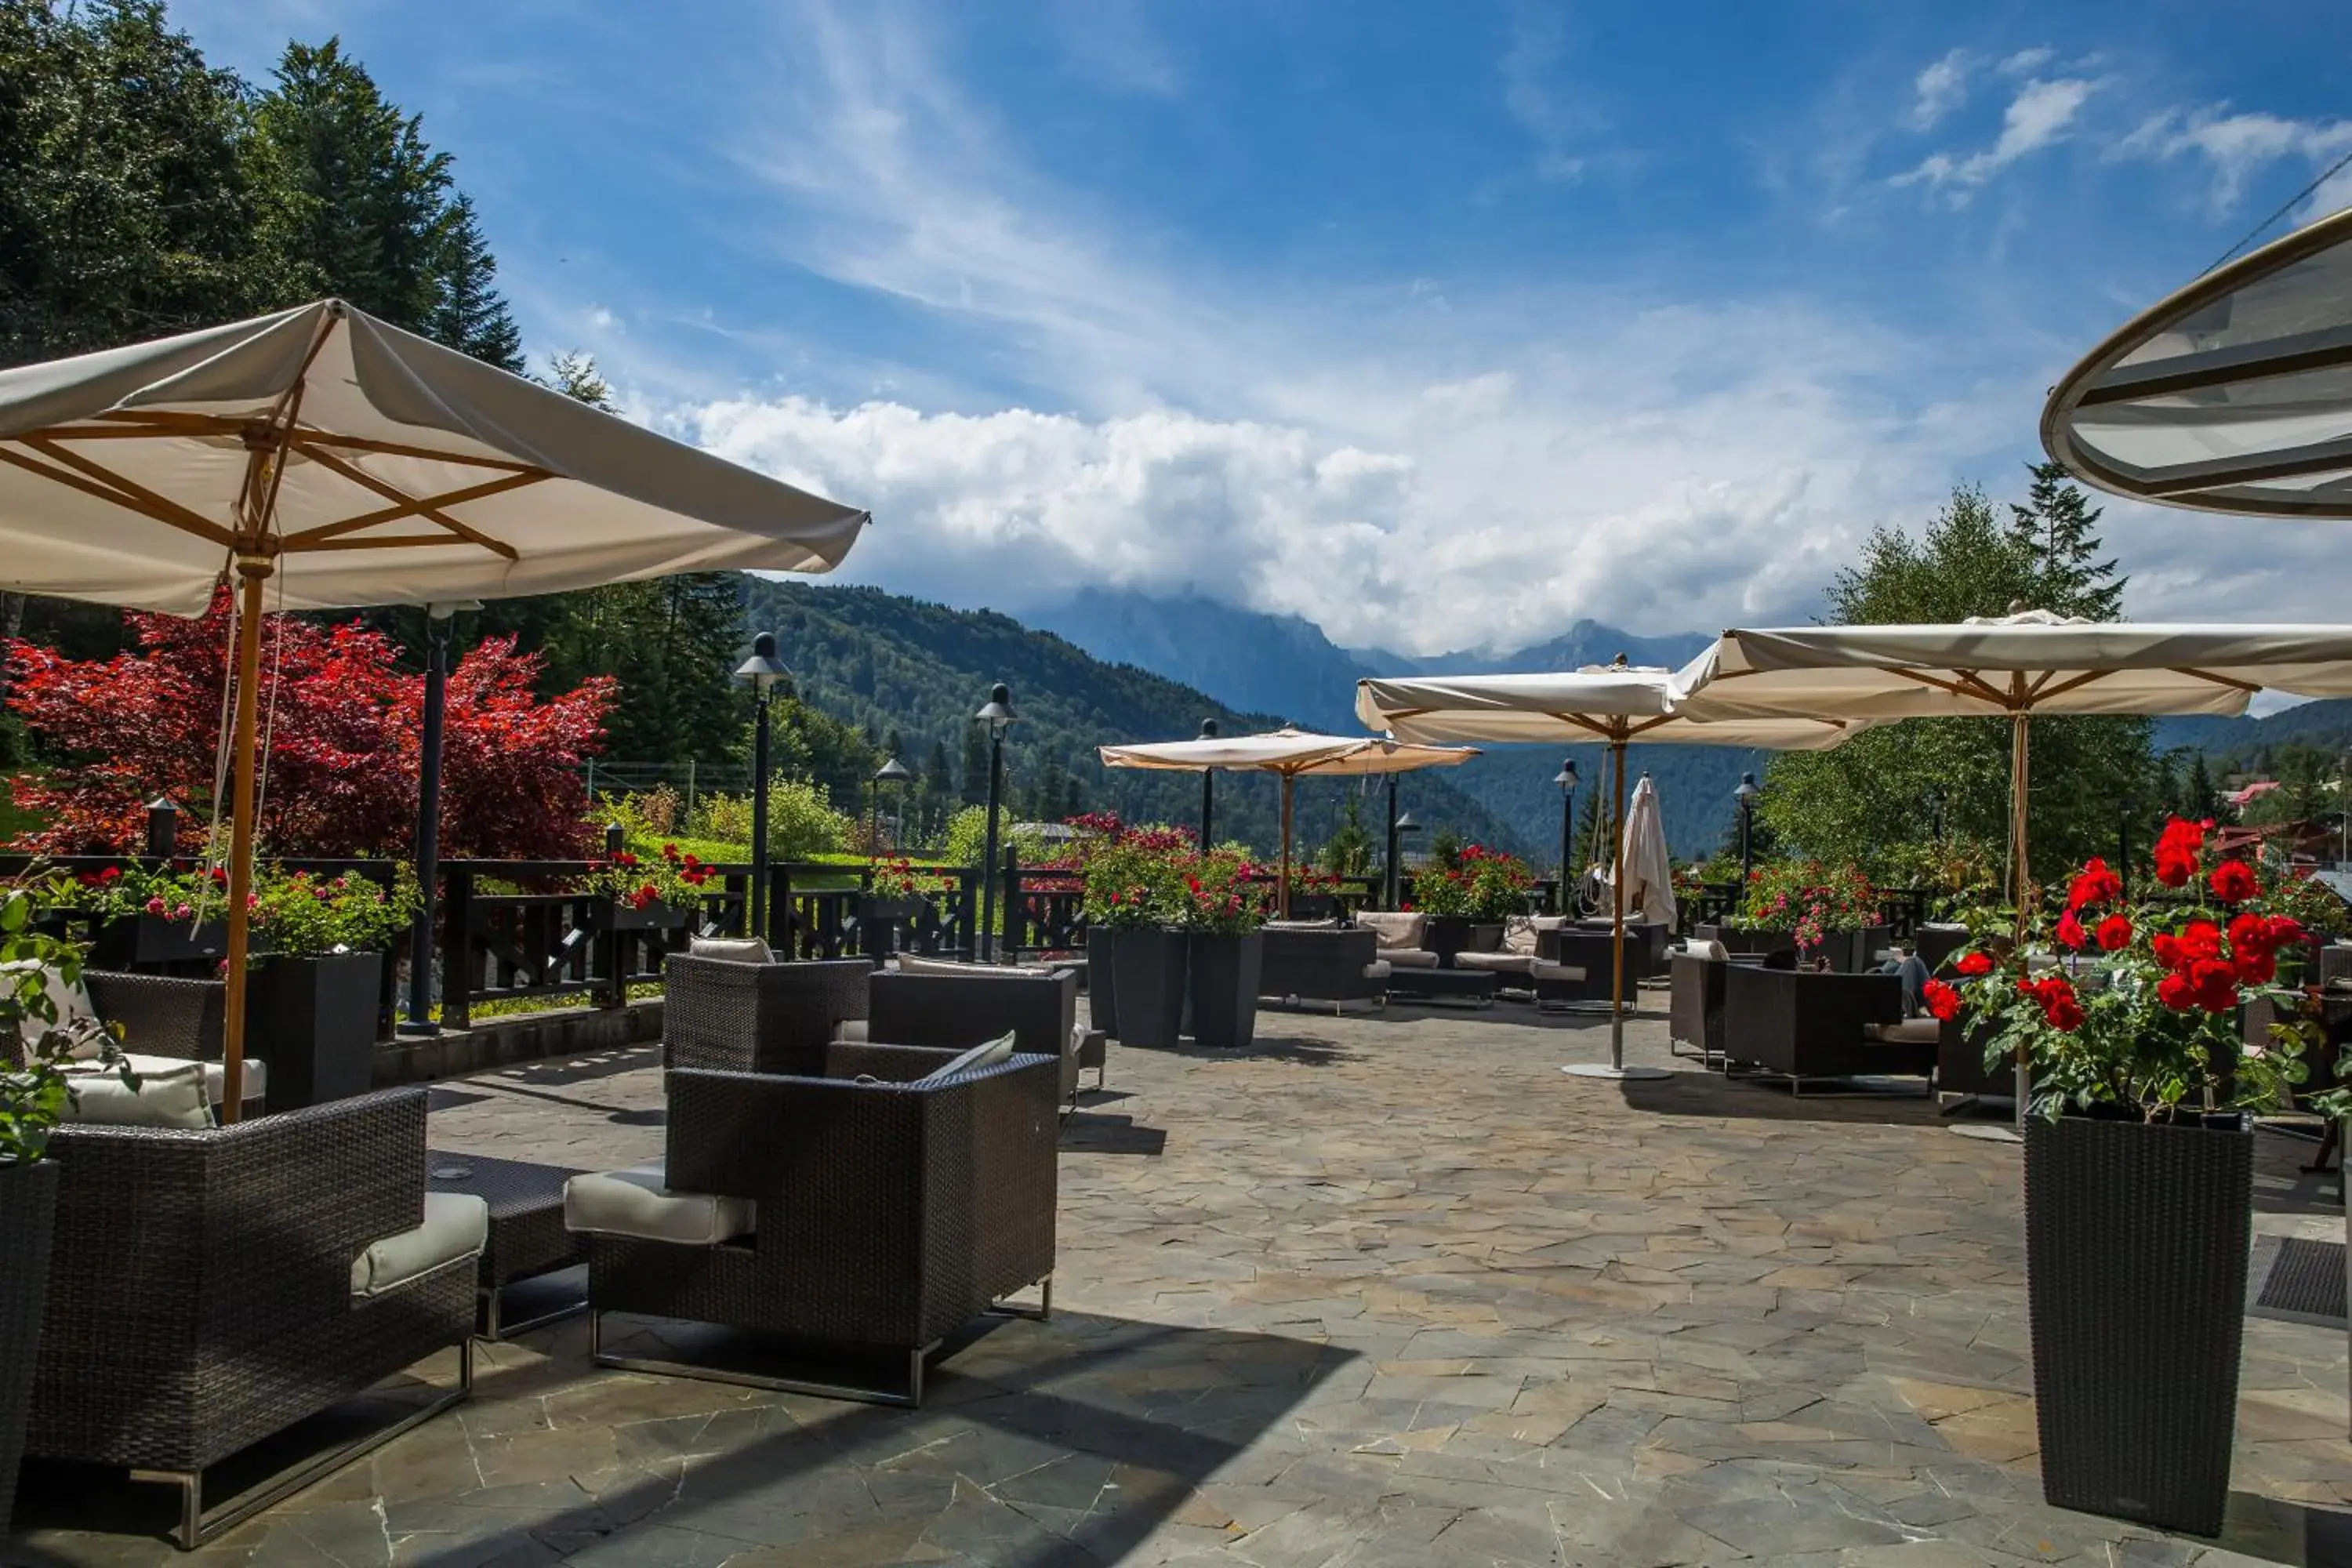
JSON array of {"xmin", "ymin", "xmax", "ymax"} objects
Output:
[
  {"xmin": 1, "ymin": 959, "xmax": 100, "ymax": 1059},
  {"xmin": 919, "ymin": 1029, "xmax": 1018, "ymax": 1084},
  {"xmin": 1356, "ymin": 911, "xmax": 1425, "ymax": 951},
  {"xmin": 689, "ymin": 936, "xmax": 774, "ymax": 964},
  {"xmin": 60, "ymin": 1062, "xmax": 212, "ymax": 1128}
]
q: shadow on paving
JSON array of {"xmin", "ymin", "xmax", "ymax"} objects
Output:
[
  {"xmin": 1057, "ymin": 1113, "xmax": 1167, "ymax": 1156},
  {"xmin": 11, "ymin": 1312, "xmax": 1354, "ymax": 1566},
  {"xmin": 1616, "ymin": 1067, "xmax": 1958, "ymax": 1127},
  {"xmin": 498, "ymin": 1046, "xmax": 662, "ymax": 1090},
  {"xmin": 1128, "ymin": 1033, "xmax": 1358, "ymax": 1068}
]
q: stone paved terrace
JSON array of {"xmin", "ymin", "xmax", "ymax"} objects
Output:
[{"xmin": 10, "ymin": 1000, "xmax": 2352, "ymax": 1567}]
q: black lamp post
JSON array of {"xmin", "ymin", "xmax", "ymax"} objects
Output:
[
  {"xmin": 1734, "ymin": 771, "xmax": 1761, "ymax": 885},
  {"xmin": 1554, "ymin": 758, "xmax": 1580, "ymax": 915},
  {"xmin": 1196, "ymin": 718, "xmax": 1219, "ymax": 847},
  {"xmin": 400, "ymin": 599, "xmax": 477, "ymax": 1036},
  {"xmin": 974, "ymin": 683, "xmax": 1017, "ymax": 961},
  {"xmin": 871, "ymin": 755, "xmax": 913, "ymax": 851},
  {"xmin": 735, "ymin": 632, "xmax": 793, "ymax": 942},
  {"xmin": 1392, "ymin": 810, "xmax": 1421, "ymax": 909}
]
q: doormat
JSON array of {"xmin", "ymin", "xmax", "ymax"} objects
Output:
[{"xmin": 2248, "ymin": 1234, "xmax": 2347, "ymax": 1328}]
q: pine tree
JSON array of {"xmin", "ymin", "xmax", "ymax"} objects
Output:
[
  {"xmin": 959, "ymin": 724, "xmax": 990, "ymax": 808},
  {"xmin": 2183, "ymin": 752, "xmax": 2220, "ymax": 820},
  {"xmin": 427, "ymin": 194, "xmax": 522, "ymax": 371},
  {"xmin": 2008, "ymin": 460, "xmax": 2124, "ymax": 621}
]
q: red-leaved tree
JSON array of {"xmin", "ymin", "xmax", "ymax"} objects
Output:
[{"xmin": 8, "ymin": 593, "xmax": 615, "ymax": 859}]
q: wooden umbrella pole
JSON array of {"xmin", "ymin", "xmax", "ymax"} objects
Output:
[
  {"xmin": 219, "ymin": 554, "xmax": 270, "ymax": 1122},
  {"xmin": 1610, "ymin": 739, "xmax": 1628, "ymax": 1071},
  {"xmin": 1279, "ymin": 772, "xmax": 1294, "ymax": 920}
]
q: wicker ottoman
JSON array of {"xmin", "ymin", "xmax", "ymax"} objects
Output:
[{"xmin": 428, "ymin": 1151, "xmax": 589, "ymax": 1339}]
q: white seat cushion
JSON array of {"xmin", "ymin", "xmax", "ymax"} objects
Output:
[
  {"xmin": 1685, "ymin": 939, "xmax": 1729, "ymax": 962},
  {"xmin": 565, "ymin": 1162, "xmax": 756, "ymax": 1245},
  {"xmin": 894, "ymin": 955, "xmax": 1055, "ymax": 980},
  {"xmin": 1530, "ymin": 961, "xmax": 1589, "ymax": 983},
  {"xmin": 918, "ymin": 1029, "xmax": 1017, "ymax": 1085},
  {"xmin": 1384, "ymin": 948, "xmax": 1439, "ymax": 969},
  {"xmin": 831, "ymin": 1018, "xmax": 869, "ymax": 1044},
  {"xmin": 1362, "ymin": 959, "xmax": 1393, "ymax": 981},
  {"xmin": 58, "ymin": 1062, "xmax": 212, "ymax": 1128},
  {"xmin": 1454, "ymin": 951, "xmax": 1535, "ymax": 975},
  {"xmin": 1863, "ymin": 1018, "xmax": 1944, "ymax": 1046},
  {"xmin": 690, "ymin": 935, "xmax": 775, "ymax": 964},
  {"xmin": 1, "ymin": 960, "xmax": 100, "ymax": 1058},
  {"xmin": 85, "ymin": 1051, "xmax": 267, "ymax": 1105},
  {"xmin": 1263, "ymin": 919, "xmax": 1341, "ymax": 931},
  {"xmin": 352, "ymin": 1191, "xmax": 488, "ymax": 1298},
  {"xmin": 1356, "ymin": 911, "xmax": 1425, "ymax": 951}
]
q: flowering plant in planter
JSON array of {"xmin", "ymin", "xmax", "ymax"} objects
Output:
[
  {"xmin": 866, "ymin": 857, "xmax": 953, "ymax": 900},
  {"xmin": 1725, "ymin": 860, "xmax": 1883, "ymax": 954},
  {"xmin": 251, "ymin": 867, "xmax": 419, "ymax": 956},
  {"xmin": 1171, "ymin": 851, "xmax": 1270, "ymax": 935},
  {"xmin": 580, "ymin": 843, "xmax": 718, "ymax": 912},
  {"xmin": 1078, "ymin": 825, "xmax": 1194, "ymax": 930},
  {"xmin": 1944, "ymin": 820, "xmax": 2315, "ymax": 1122},
  {"xmin": 1409, "ymin": 844, "xmax": 1532, "ymax": 921}
]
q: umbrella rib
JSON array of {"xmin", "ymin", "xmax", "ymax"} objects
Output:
[
  {"xmin": 2172, "ymin": 666, "xmax": 2263, "ymax": 694},
  {"xmin": 298, "ymin": 446, "xmax": 522, "ymax": 561},
  {"xmin": 2031, "ymin": 669, "xmax": 2114, "ymax": 703},
  {"xmin": 293, "ymin": 430, "xmax": 542, "ymax": 473},
  {"xmin": 3, "ymin": 438, "xmax": 237, "ymax": 548},
  {"xmin": 280, "ymin": 469, "xmax": 550, "ymax": 547},
  {"xmin": 1544, "ymin": 712, "xmax": 1623, "ymax": 741}
]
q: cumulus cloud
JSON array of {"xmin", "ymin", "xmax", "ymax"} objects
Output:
[
  {"xmin": 1896, "ymin": 76, "xmax": 2099, "ymax": 193},
  {"xmin": 2115, "ymin": 105, "xmax": 2352, "ymax": 217}
]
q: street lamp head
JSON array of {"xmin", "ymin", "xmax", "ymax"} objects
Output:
[
  {"xmin": 975, "ymin": 682, "xmax": 1017, "ymax": 735},
  {"xmin": 1395, "ymin": 811, "xmax": 1421, "ymax": 834},
  {"xmin": 426, "ymin": 599, "xmax": 483, "ymax": 621},
  {"xmin": 1199, "ymin": 717, "xmax": 1220, "ymax": 739},
  {"xmin": 735, "ymin": 630, "xmax": 793, "ymax": 695},
  {"xmin": 873, "ymin": 755, "xmax": 913, "ymax": 784},
  {"xmin": 1554, "ymin": 758, "xmax": 1579, "ymax": 792},
  {"xmin": 1733, "ymin": 771, "xmax": 1760, "ymax": 807}
]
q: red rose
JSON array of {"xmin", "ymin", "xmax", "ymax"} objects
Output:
[
  {"xmin": 2055, "ymin": 909, "xmax": 2087, "ymax": 950},
  {"xmin": 2067, "ymin": 858, "xmax": 2122, "ymax": 910},
  {"xmin": 2187, "ymin": 958, "xmax": 2238, "ymax": 1013},
  {"xmin": 2234, "ymin": 947, "xmax": 2277, "ymax": 985},
  {"xmin": 1955, "ymin": 950, "xmax": 1994, "ymax": 977},
  {"xmin": 2157, "ymin": 970, "xmax": 2196, "ymax": 1011},
  {"xmin": 2045, "ymin": 994, "xmax": 2085, "ymax": 1033},
  {"xmin": 1922, "ymin": 978, "xmax": 1962, "ymax": 1022},
  {"xmin": 2094, "ymin": 914, "xmax": 2132, "ymax": 952},
  {"xmin": 97, "ymin": 866, "xmax": 119, "ymax": 884},
  {"xmin": 2154, "ymin": 815, "xmax": 2209, "ymax": 888},
  {"xmin": 144, "ymin": 896, "xmax": 167, "ymax": 916},
  {"xmin": 2267, "ymin": 915, "xmax": 2309, "ymax": 950},
  {"xmin": 2209, "ymin": 860, "xmax": 2259, "ymax": 904}
]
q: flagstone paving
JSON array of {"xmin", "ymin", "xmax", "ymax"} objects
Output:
[{"xmin": 10, "ymin": 1000, "xmax": 2351, "ymax": 1566}]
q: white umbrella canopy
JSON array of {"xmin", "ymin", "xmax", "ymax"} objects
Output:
[
  {"xmin": 1097, "ymin": 726, "xmax": 1478, "ymax": 915},
  {"xmin": 1356, "ymin": 661, "xmax": 1869, "ymax": 1079},
  {"xmin": 1615, "ymin": 775, "xmax": 1675, "ymax": 931},
  {"xmin": 2042, "ymin": 205, "xmax": 2352, "ymax": 519},
  {"xmin": 0, "ymin": 299, "xmax": 870, "ymax": 1117}
]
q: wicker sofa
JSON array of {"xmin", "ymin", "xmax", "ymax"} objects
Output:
[
  {"xmin": 572, "ymin": 1044, "xmax": 1059, "ymax": 1406},
  {"xmin": 27, "ymin": 1087, "xmax": 479, "ymax": 1547},
  {"xmin": 1258, "ymin": 925, "xmax": 1386, "ymax": 1011},
  {"xmin": 869, "ymin": 965, "xmax": 1101, "ymax": 1105},
  {"xmin": 1721, "ymin": 964, "xmax": 1922, "ymax": 1092},
  {"xmin": 660, "ymin": 955, "xmax": 871, "ymax": 1073}
]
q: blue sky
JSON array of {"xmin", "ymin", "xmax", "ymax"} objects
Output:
[{"xmin": 183, "ymin": 0, "xmax": 2352, "ymax": 652}]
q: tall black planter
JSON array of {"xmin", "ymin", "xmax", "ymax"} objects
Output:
[
  {"xmin": 1424, "ymin": 916, "xmax": 1476, "ymax": 968},
  {"xmin": 0, "ymin": 1159, "xmax": 58, "ymax": 1536},
  {"xmin": 2024, "ymin": 1112, "xmax": 2252, "ymax": 1537},
  {"xmin": 246, "ymin": 951, "xmax": 383, "ymax": 1109},
  {"xmin": 1109, "ymin": 927, "xmax": 1188, "ymax": 1048},
  {"xmin": 1186, "ymin": 932, "xmax": 1263, "ymax": 1050},
  {"xmin": 1085, "ymin": 928, "xmax": 1120, "ymax": 1036}
]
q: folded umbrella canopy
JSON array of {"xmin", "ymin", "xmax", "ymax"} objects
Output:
[
  {"xmin": 2042, "ymin": 205, "xmax": 2352, "ymax": 519},
  {"xmin": 1616, "ymin": 774, "xmax": 1676, "ymax": 931},
  {"xmin": 0, "ymin": 299, "xmax": 870, "ymax": 1116},
  {"xmin": 1096, "ymin": 726, "xmax": 1477, "ymax": 916},
  {"xmin": 1357, "ymin": 661, "xmax": 1867, "ymax": 1080},
  {"xmin": 1681, "ymin": 609, "xmax": 2352, "ymax": 1126}
]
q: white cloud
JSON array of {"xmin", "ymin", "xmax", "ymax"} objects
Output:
[
  {"xmin": 1896, "ymin": 76, "xmax": 2098, "ymax": 193},
  {"xmin": 1997, "ymin": 47, "xmax": 2053, "ymax": 77},
  {"xmin": 2114, "ymin": 106, "xmax": 2352, "ymax": 217},
  {"xmin": 1907, "ymin": 49, "xmax": 1971, "ymax": 131},
  {"xmin": 1500, "ymin": 3, "xmax": 1599, "ymax": 181}
]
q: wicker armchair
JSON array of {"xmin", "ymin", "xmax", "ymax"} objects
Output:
[
  {"xmin": 28, "ymin": 1087, "xmax": 475, "ymax": 1547},
  {"xmin": 1668, "ymin": 949, "xmax": 1730, "ymax": 1063},
  {"xmin": 580, "ymin": 1044, "xmax": 1059, "ymax": 1406},
  {"xmin": 1259, "ymin": 927, "xmax": 1384, "ymax": 1011},
  {"xmin": 78, "ymin": 971, "xmax": 266, "ymax": 1113},
  {"xmin": 868, "ymin": 968, "xmax": 1094, "ymax": 1104},
  {"xmin": 660, "ymin": 956, "xmax": 871, "ymax": 1074},
  {"xmin": 1722, "ymin": 965, "xmax": 1922, "ymax": 1091},
  {"xmin": 1534, "ymin": 928, "xmax": 1645, "ymax": 1007}
]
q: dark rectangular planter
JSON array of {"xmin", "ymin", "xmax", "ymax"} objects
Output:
[
  {"xmin": 93, "ymin": 913, "xmax": 228, "ymax": 967},
  {"xmin": 1836, "ymin": 924, "xmax": 1895, "ymax": 973},
  {"xmin": 1086, "ymin": 928, "xmax": 1120, "ymax": 1035},
  {"xmin": 858, "ymin": 896, "xmax": 917, "ymax": 963},
  {"xmin": 2024, "ymin": 1112, "xmax": 2252, "ymax": 1537},
  {"xmin": 1109, "ymin": 927, "xmax": 1188, "ymax": 1048},
  {"xmin": 247, "ymin": 951, "xmax": 383, "ymax": 1109},
  {"xmin": 1696, "ymin": 923, "xmax": 1794, "ymax": 960},
  {"xmin": 1425, "ymin": 916, "xmax": 1476, "ymax": 967},
  {"xmin": 0, "ymin": 1159, "xmax": 58, "ymax": 1536},
  {"xmin": 1186, "ymin": 932, "xmax": 1263, "ymax": 1050},
  {"xmin": 577, "ymin": 898, "xmax": 691, "ymax": 933}
]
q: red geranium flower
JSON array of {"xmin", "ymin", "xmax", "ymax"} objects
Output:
[
  {"xmin": 2094, "ymin": 913, "xmax": 2132, "ymax": 952},
  {"xmin": 2209, "ymin": 860, "xmax": 2259, "ymax": 904},
  {"xmin": 1922, "ymin": 978, "xmax": 1962, "ymax": 1022},
  {"xmin": 1955, "ymin": 949, "xmax": 1994, "ymax": 977}
]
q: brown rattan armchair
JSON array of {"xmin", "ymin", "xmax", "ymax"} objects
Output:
[
  {"xmin": 1668, "ymin": 949, "xmax": 1732, "ymax": 1064},
  {"xmin": 79, "ymin": 971, "xmax": 266, "ymax": 1115},
  {"xmin": 1722, "ymin": 964, "xmax": 1922, "ymax": 1093},
  {"xmin": 27, "ymin": 1087, "xmax": 476, "ymax": 1547},
  {"xmin": 1258, "ymin": 927, "xmax": 1385, "ymax": 1011},
  {"xmin": 579, "ymin": 1044, "xmax": 1059, "ymax": 1406},
  {"xmin": 659, "ymin": 955, "xmax": 871, "ymax": 1073}
]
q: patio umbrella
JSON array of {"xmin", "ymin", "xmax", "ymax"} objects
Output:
[
  {"xmin": 1616, "ymin": 774, "xmax": 1675, "ymax": 931},
  {"xmin": 1095, "ymin": 727, "xmax": 1477, "ymax": 916},
  {"xmin": 2042, "ymin": 204, "xmax": 2352, "ymax": 519},
  {"xmin": 0, "ymin": 299, "xmax": 869, "ymax": 1118},
  {"xmin": 1356, "ymin": 661, "xmax": 1868, "ymax": 1080},
  {"xmin": 1681, "ymin": 609, "xmax": 2352, "ymax": 1126}
]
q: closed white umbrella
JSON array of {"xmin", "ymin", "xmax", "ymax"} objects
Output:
[
  {"xmin": 1097, "ymin": 726, "xmax": 1478, "ymax": 916},
  {"xmin": 0, "ymin": 299, "xmax": 869, "ymax": 1115},
  {"xmin": 1681, "ymin": 609, "xmax": 2352, "ymax": 1129},
  {"xmin": 1615, "ymin": 774, "xmax": 1675, "ymax": 931},
  {"xmin": 1357, "ymin": 660, "xmax": 1867, "ymax": 1080}
]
